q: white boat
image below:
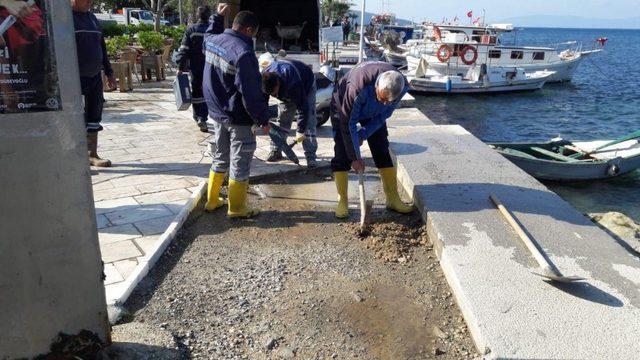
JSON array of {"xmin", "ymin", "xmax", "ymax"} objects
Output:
[
  {"xmin": 406, "ymin": 24, "xmax": 601, "ymax": 83},
  {"xmin": 383, "ymin": 49, "xmax": 409, "ymax": 67},
  {"xmin": 408, "ymin": 64, "xmax": 554, "ymax": 94}
]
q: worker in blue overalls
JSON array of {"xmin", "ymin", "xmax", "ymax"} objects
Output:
[
  {"xmin": 261, "ymin": 58, "xmax": 318, "ymax": 168},
  {"xmin": 202, "ymin": 8, "xmax": 270, "ymax": 218},
  {"xmin": 176, "ymin": 5, "xmax": 213, "ymax": 132}
]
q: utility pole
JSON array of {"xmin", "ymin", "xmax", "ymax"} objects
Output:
[
  {"xmin": 178, "ymin": 0, "xmax": 183, "ymax": 25},
  {"xmin": 358, "ymin": 0, "xmax": 366, "ymax": 63}
]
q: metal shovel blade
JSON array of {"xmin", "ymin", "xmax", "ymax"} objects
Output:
[
  {"xmin": 533, "ymin": 267, "xmax": 586, "ymax": 284},
  {"xmin": 359, "ymin": 172, "xmax": 373, "ymax": 234},
  {"xmin": 268, "ymin": 123, "xmax": 299, "ymax": 165}
]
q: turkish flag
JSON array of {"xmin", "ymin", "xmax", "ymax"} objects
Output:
[{"xmin": 467, "ymin": 11, "xmax": 473, "ymax": 18}]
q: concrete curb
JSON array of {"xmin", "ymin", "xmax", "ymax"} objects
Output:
[{"xmin": 106, "ymin": 181, "xmax": 207, "ymax": 307}]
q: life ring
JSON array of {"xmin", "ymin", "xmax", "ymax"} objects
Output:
[
  {"xmin": 437, "ymin": 44, "xmax": 452, "ymax": 63},
  {"xmin": 460, "ymin": 45, "xmax": 478, "ymax": 65}
]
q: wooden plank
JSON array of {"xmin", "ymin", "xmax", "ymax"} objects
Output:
[{"xmin": 530, "ymin": 147, "xmax": 579, "ymax": 162}]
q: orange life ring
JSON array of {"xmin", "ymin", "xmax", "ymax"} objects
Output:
[
  {"xmin": 460, "ymin": 45, "xmax": 478, "ymax": 65},
  {"xmin": 436, "ymin": 44, "xmax": 452, "ymax": 63}
]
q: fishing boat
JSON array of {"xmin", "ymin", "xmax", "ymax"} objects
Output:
[
  {"xmin": 405, "ymin": 23, "xmax": 602, "ymax": 83},
  {"xmin": 408, "ymin": 64, "xmax": 554, "ymax": 94},
  {"xmin": 489, "ymin": 132, "xmax": 640, "ymax": 181}
]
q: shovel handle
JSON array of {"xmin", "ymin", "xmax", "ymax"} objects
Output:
[{"xmin": 490, "ymin": 195, "xmax": 555, "ymax": 271}]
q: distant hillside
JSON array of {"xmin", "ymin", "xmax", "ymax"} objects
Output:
[
  {"xmin": 346, "ymin": 10, "xmax": 414, "ymax": 26},
  {"xmin": 498, "ymin": 15, "xmax": 640, "ymax": 29}
]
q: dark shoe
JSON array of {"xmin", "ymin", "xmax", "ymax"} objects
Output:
[
  {"xmin": 266, "ymin": 150, "xmax": 283, "ymax": 162},
  {"xmin": 197, "ymin": 121, "xmax": 209, "ymax": 133},
  {"xmin": 306, "ymin": 158, "xmax": 318, "ymax": 169}
]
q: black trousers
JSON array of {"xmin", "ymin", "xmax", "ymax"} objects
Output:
[
  {"xmin": 330, "ymin": 118, "xmax": 394, "ymax": 172},
  {"xmin": 191, "ymin": 72, "xmax": 208, "ymax": 123},
  {"xmin": 80, "ymin": 74, "xmax": 104, "ymax": 133}
]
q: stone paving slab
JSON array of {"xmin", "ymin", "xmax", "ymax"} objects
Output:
[
  {"xmin": 387, "ymin": 120, "xmax": 640, "ymax": 359},
  {"xmin": 97, "ymin": 74, "xmax": 418, "ymax": 306}
]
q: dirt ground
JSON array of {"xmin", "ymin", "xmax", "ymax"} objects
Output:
[{"xmin": 114, "ymin": 168, "xmax": 478, "ymax": 359}]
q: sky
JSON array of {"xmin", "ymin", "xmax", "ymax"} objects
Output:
[{"xmin": 354, "ymin": 0, "xmax": 640, "ymax": 23}]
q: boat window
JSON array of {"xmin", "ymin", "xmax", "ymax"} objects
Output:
[
  {"xmin": 511, "ymin": 51, "xmax": 524, "ymax": 60},
  {"xmin": 489, "ymin": 50, "xmax": 501, "ymax": 58},
  {"xmin": 533, "ymin": 52, "xmax": 545, "ymax": 60}
]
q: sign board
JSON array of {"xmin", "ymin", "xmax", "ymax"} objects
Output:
[
  {"xmin": 0, "ymin": 0, "xmax": 61, "ymax": 113},
  {"xmin": 321, "ymin": 26, "xmax": 343, "ymax": 44}
]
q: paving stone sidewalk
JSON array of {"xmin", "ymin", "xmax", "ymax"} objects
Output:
[{"xmin": 96, "ymin": 75, "xmax": 338, "ymax": 305}]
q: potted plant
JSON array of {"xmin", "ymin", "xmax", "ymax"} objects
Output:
[
  {"xmin": 104, "ymin": 35, "xmax": 133, "ymax": 91},
  {"xmin": 138, "ymin": 31, "xmax": 166, "ymax": 80}
]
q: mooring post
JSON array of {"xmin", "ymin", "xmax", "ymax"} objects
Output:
[{"xmin": 0, "ymin": 2, "xmax": 110, "ymax": 358}]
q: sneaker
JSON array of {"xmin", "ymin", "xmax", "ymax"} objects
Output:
[
  {"xmin": 266, "ymin": 150, "xmax": 283, "ymax": 162},
  {"xmin": 306, "ymin": 158, "xmax": 318, "ymax": 169},
  {"xmin": 197, "ymin": 121, "xmax": 209, "ymax": 133}
]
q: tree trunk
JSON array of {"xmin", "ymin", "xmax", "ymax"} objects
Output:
[{"xmin": 155, "ymin": 0, "xmax": 163, "ymax": 31}]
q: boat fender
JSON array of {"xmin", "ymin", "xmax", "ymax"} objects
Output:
[
  {"xmin": 460, "ymin": 45, "xmax": 478, "ymax": 65},
  {"xmin": 445, "ymin": 77, "xmax": 452, "ymax": 93},
  {"xmin": 607, "ymin": 164, "xmax": 620, "ymax": 177},
  {"xmin": 433, "ymin": 26, "xmax": 442, "ymax": 42},
  {"xmin": 437, "ymin": 44, "xmax": 452, "ymax": 63}
]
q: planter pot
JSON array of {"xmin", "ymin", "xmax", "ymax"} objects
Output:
[
  {"xmin": 140, "ymin": 54, "xmax": 165, "ymax": 81},
  {"xmin": 103, "ymin": 61, "xmax": 133, "ymax": 92}
]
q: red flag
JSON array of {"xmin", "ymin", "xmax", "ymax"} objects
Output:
[{"xmin": 467, "ymin": 11, "xmax": 473, "ymax": 18}]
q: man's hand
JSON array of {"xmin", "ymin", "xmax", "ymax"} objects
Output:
[
  {"xmin": 217, "ymin": 3, "xmax": 230, "ymax": 16},
  {"xmin": 0, "ymin": 0, "xmax": 34, "ymax": 18},
  {"xmin": 295, "ymin": 132, "xmax": 307, "ymax": 144},
  {"xmin": 106, "ymin": 75, "xmax": 117, "ymax": 90},
  {"xmin": 351, "ymin": 159, "xmax": 365, "ymax": 173}
]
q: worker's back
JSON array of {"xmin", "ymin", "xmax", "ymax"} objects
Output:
[{"xmin": 203, "ymin": 28, "xmax": 265, "ymax": 126}]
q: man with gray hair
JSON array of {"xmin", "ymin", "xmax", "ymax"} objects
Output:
[{"xmin": 330, "ymin": 61, "xmax": 413, "ymax": 219}]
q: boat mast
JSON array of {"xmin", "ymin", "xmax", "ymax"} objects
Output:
[{"xmin": 359, "ymin": 0, "xmax": 366, "ymax": 63}]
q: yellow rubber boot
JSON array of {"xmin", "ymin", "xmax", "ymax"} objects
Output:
[
  {"xmin": 204, "ymin": 171, "xmax": 226, "ymax": 212},
  {"xmin": 379, "ymin": 167, "xmax": 414, "ymax": 214},
  {"xmin": 334, "ymin": 171, "xmax": 349, "ymax": 219},
  {"xmin": 227, "ymin": 179, "xmax": 260, "ymax": 218}
]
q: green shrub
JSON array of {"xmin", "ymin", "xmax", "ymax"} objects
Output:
[
  {"xmin": 161, "ymin": 25, "xmax": 187, "ymax": 50},
  {"xmin": 101, "ymin": 22, "xmax": 127, "ymax": 37},
  {"xmin": 105, "ymin": 35, "xmax": 130, "ymax": 59},
  {"xmin": 126, "ymin": 23, "xmax": 155, "ymax": 35},
  {"xmin": 137, "ymin": 31, "xmax": 165, "ymax": 54}
]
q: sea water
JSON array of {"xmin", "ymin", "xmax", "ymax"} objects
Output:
[{"xmin": 415, "ymin": 27, "xmax": 640, "ymax": 222}]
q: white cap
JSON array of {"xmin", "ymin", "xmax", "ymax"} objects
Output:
[{"xmin": 258, "ymin": 52, "xmax": 275, "ymax": 71}]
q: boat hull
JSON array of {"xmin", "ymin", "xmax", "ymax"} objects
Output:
[
  {"xmin": 490, "ymin": 141, "xmax": 640, "ymax": 181},
  {"xmin": 422, "ymin": 53, "xmax": 585, "ymax": 82},
  {"xmin": 409, "ymin": 77, "xmax": 546, "ymax": 94}
]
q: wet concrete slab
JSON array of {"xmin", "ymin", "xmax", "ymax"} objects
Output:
[{"xmin": 387, "ymin": 120, "xmax": 640, "ymax": 359}]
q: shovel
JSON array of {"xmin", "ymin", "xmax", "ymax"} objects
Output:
[
  {"xmin": 490, "ymin": 195, "xmax": 585, "ymax": 283},
  {"xmin": 254, "ymin": 122, "xmax": 300, "ymax": 165},
  {"xmin": 358, "ymin": 171, "xmax": 373, "ymax": 235}
]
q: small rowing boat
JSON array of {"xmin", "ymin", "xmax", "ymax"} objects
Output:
[{"xmin": 489, "ymin": 131, "xmax": 640, "ymax": 181}]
